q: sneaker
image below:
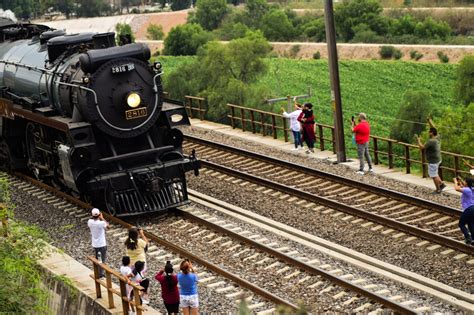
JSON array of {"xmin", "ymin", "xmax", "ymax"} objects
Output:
[
  {"xmin": 142, "ymin": 299, "xmax": 149, "ymax": 305},
  {"xmin": 305, "ymin": 149, "xmax": 311, "ymax": 154},
  {"xmin": 291, "ymin": 148, "xmax": 299, "ymax": 151},
  {"xmin": 368, "ymin": 168, "xmax": 374, "ymax": 173},
  {"xmin": 431, "ymin": 190, "xmax": 441, "ymax": 194},
  {"xmin": 310, "ymin": 149, "xmax": 314, "ymax": 153},
  {"xmin": 356, "ymin": 171, "xmax": 365, "ymax": 175},
  {"xmin": 439, "ymin": 183, "xmax": 447, "ymax": 192}
]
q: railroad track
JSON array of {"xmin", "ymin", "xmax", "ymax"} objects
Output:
[
  {"xmin": 183, "ymin": 136, "xmax": 473, "ymax": 254},
  {"xmin": 4, "ymin": 172, "xmax": 294, "ymax": 314},
  {"xmin": 5, "ymin": 171, "xmax": 450, "ymax": 313}
]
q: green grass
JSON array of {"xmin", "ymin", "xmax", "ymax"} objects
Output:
[{"xmin": 160, "ymin": 56, "xmax": 458, "ymax": 138}]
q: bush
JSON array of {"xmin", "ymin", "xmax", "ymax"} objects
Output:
[
  {"xmin": 409, "ymin": 50, "xmax": 423, "ymax": 61},
  {"xmin": 170, "ymin": 0, "xmax": 191, "ymax": 11},
  {"xmin": 456, "ymin": 55, "xmax": 474, "ymax": 106},
  {"xmin": 393, "ymin": 48, "xmax": 403, "ymax": 60},
  {"xmin": 379, "ymin": 45, "xmax": 395, "ymax": 59},
  {"xmin": 288, "ymin": 45, "xmax": 300, "ymax": 58},
  {"xmin": 390, "ymin": 90, "xmax": 433, "ymax": 143},
  {"xmin": 313, "ymin": 51, "xmax": 321, "ymax": 59},
  {"xmin": 437, "ymin": 51, "xmax": 449, "ymax": 63},
  {"xmin": 261, "ymin": 9, "xmax": 296, "ymax": 41},
  {"xmin": 146, "ymin": 24, "xmax": 164, "ymax": 40},
  {"xmin": 195, "ymin": 0, "xmax": 230, "ymax": 31},
  {"xmin": 115, "ymin": 23, "xmax": 135, "ymax": 44},
  {"xmin": 163, "ymin": 24, "xmax": 213, "ymax": 56}
]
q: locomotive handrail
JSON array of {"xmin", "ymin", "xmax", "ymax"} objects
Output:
[
  {"xmin": 0, "ymin": 60, "xmax": 59, "ymax": 75},
  {"xmin": 55, "ymin": 81, "xmax": 99, "ymax": 106}
]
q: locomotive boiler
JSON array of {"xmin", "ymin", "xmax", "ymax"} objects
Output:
[{"xmin": 0, "ymin": 19, "xmax": 200, "ymax": 216}]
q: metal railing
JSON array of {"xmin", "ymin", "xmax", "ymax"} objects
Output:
[
  {"xmin": 185, "ymin": 95, "xmax": 206, "ymax": 120},
  {"xmin": 88, "ymin": 256, "xmax": 144, "ymax": 315}
]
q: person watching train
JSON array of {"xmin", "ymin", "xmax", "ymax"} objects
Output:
[
  {"xmin": 453, "ymin": 177, "xmax": 474, "ymax": 245},
  {"xmin": 297, "ymin": 103, "xmax": 315, "ymax": 154},
  {"xmin": 178, "ymin": 259, "xmax": 199, "ymax": 315},
  {"xmin": 155, "ymin": 260, "xmax": 180, "ymax": 315},
  {"xmin": 281, "ymin": 98, "xmax": 303, "ymax": 151},
  {"xmin": 87, "ymin": 208, "xmax": 109, "ymax": 278},
  {"xmin": 351, "ymin": 113, "xmax": 374, "ymax": 175},
  {"xmin": 124, "ymin": 227, "xmax": 149, "ymax": 271}
]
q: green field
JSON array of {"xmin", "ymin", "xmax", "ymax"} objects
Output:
[{"xmin": 160, "ymin": 56, "xmax": 459, "ymax": 138}]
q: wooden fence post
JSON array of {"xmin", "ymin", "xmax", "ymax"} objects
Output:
[
  {"xmin": 250, "ymin": 111, "xmax": 256, "ymax": 134},
  {"xmin": 92, "ymin": 263, "xmax": 102, "ymax": 299},
  {"xmin": 318, "ymin": 125, "xmax": 324, "ymax": 151},
  {"xmin": 230, "ymin": 106, "xmax": 235, "ymax": 129},
  {"xmin": 282, "ymin": 118, "xmax": 288, "ymax": 142},
  {"xmin": 260, "ymin": 113, "xmax": 265, "ymax": 136},
  {"xmin": 373, "ymin": 138, "xmax": 379, "ymax": 165},
  {"xmin": 240, "ymin": 108, "xmax": 245, "ymax": 132},
  {"xmin": 421, "ymin": 149, "xmax": 427, "ymax": 178},
  {"xmin": 119, "ymin": 278, "xmax": 129, "ymax": 315},
  {"xmin": 331, "ymin": 128, "xmax": 336, "ymax": 153},
  {"xmin": 271, "ymin": 116, "xmax": 277, "ymax": 139},
  {"xmin": 388, "ymin": 141, "xmax": 394, "ymax": 169},
  {"xmin": 106, "ymin": 270, "xmax": 114, "ymax": 309},
  {"xmin": 405, "ymin": 146, "xmax": 411, "ymax": 174}
]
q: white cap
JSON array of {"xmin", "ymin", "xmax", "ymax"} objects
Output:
[
  {"xmin": 470, "ymin": 169, "xmax": 474, "ymax": 176},
  {"xmin": 91, "ymin": 208, "xmax": 100, "ymax": 216}
]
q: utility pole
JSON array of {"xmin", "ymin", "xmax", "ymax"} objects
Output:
[{"xmin": 324, "ymin": 0, "xmax": 346, "ymax": 163}]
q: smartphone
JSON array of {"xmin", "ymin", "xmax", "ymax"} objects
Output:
[{"xmin": 351, "ymin": 115, "xmax": 354, "ymax": 122}]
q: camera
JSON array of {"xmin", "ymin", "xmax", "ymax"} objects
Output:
[{"xmin": 351, "ymin": 115, "xmax": 355, "ymax": 122}]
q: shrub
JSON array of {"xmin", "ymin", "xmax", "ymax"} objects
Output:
[
  {"xmin": 437, "ymin": 51, "xmax": 449, "ymax": 63},
  {"xmin": 115, "ymin": 23, "xmax": 135, "ymax": 45},
  {"xmin": 393, "ymin": 48, "xmax": 403, "ymax": 60},
  {"xmin": 390, "ymin": 90, "xmax": 433, "ymax": 143},
  {"xmin": 379, "ymin": 45, "xmax": 395, "ymax": 59},
  {"xmin": 261, "ymin": 9, "xmax": 296, "ymax": 41},
  {"xmin": 410, "ymin": 50, "xmax": 423, "ymax": 61},
  {"xmin": 456, "ymin": 55, "xmax": 474, "ymax": 106},
  {"xmin": 146, "ymin": 24, "xmax": 164, "ymax": 40},
  {"xmin": 170, "ymin": 0, "xmax": 191, "ymax": 10},
  {"xmin": 288, "ymin": 45, "xmax": 300, "ymax": 58},
  {"xmin": 163, "ymin": 24, "xmax": 213, "ymax": 56},
  {"xmin": 313, "ymin": 51, "xmax": 321, "ymax": 59},
  {"xmin": 195, "ymin": 0, "xmax": 230, "ymax": 31}
]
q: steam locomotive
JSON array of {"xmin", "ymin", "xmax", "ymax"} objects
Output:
[{"xmin": 0, "ymin": 18, "xmax": 200, "ymax": 216}]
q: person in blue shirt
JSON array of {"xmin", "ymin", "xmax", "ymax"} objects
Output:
[
  {"xmin": 177, "ymin": 259, "xmax": 199, "ymax": 315},
  {"xmin": 454, "ymin": 177, "xmax": 474, "ymax": 245}
]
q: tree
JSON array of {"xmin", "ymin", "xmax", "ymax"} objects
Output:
[
  {"xmin": 243, "ymin": 0, "xmax": 269, "ymax": 28},
  {"xmin": 334, "ymin": 0, "xmax": 388, "ymax": 41},
  {"xmin": 164, "ymin": 31, "xmax": 271, "ymax": 121},
  {"xmin": 163, "ymin": 23, "xmax": 212, "ymax": 55},
  {"xmin": 75, "ymin": 0, "xmax": 111, "ymax": 17},
  {"xmin": 195, "ymin": 0, "xmax": 229, "ymax": 31},
  {"xmin": 302, "ymin": 18, "xmax": 326, "ymax": 42},
  {"xmin": 456, "ymin": 55, "xmax": 474, "ymax": 106},
  {"xmin": 170, "ymin": 0, "xmax": 191, "ymax": 11},
  {"xmin": 115, "ymin": 23, "xmax": 135, "ymax": 44},
  {"xmin": 146, "ymin": 24, "xmax": 164, "ymax": 40},
  {"xmin": 390, "ymin": 90, "xmax": 433, "ymax": 143},
  {"xmin": 260, "ymin": 9, "xmax": 296, "ymax": 42},
  {"xmin": 215, "ymin": 21, "xmax": 250, "ymax": 40},
  {"xmin": 435, "ymin": 103, "xmax": 474, "ymax": 156},
  {"xmin": 414, "ymin": 17, "xmax": 451, "ymax": 40}
]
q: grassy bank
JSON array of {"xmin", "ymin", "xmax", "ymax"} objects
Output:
[{"xmin": 160, "ymin": 56, "xmax": 458, "ymax": 138}]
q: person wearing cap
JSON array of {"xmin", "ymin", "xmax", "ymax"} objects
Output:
[
  {"xmin": 351, "ymin": 113, "xmax": 374, "ymax": 175},
  {"xmin": 416, "ymin": 118, "xmax": 446, "ymax": 194},
  {"xmin": 87, "ymin": 208, "xmax": 109, "ymax": 278},
  {"xmin": 155, "ymin": 261, "xmax": 180, "ymax": 314}
]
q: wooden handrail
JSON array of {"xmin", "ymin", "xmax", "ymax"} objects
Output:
[
  {"xmin": 185, "ymin": 95, "xmax": 206, "ymax": 120},
  {"xmin": 88, "ymin": 256, "xmax": 144, "ymax": 315}
]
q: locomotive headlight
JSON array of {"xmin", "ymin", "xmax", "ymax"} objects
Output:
[{"xmin": 126, "ymin": 92, "xmax": 141, "ymax": 108}]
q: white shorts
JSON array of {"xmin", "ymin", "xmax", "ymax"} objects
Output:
[
  {"xmin": 180, "ymin": 294, "xmax": 199, "ymax": 308},
  {"xmin": 428, "ymin": 162, "xmax": 441, "ymax": 178}
]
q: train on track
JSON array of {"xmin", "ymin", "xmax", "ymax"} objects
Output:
[{"xmin": 0, "ymin": 17, "xmax": 200, "ymax": 216}]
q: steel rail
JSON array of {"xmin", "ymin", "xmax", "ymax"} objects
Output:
[
  {"xmin": 11, "ymin": 172, "xmax": 298, "ymax": 311},
  {"xmin": 183, "ymin": 135, "xmax": 461, "ymax": 217},
  {"xmin": 196, "ymin": 161, "xmax": 473, "ymax": 254},
  {"xmin": 177, "ymin": 209, "xmax": 418, "ymax": 314}
]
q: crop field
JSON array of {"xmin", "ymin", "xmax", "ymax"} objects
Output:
[{"xmin": 160, "ymin": 56, "xmax": 459, "ymax": 138}]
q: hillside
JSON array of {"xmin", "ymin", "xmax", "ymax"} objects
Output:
[{"xmin": 160, "ymin": 56, "xmax": 458, "ymax": 137}]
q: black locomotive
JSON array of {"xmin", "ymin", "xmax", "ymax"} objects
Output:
[{"xmin": 0, "ymin": 19, "xmax": 200, "ymax": 216}]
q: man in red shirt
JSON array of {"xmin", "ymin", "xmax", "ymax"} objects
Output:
[{"xmin": 351, "ymin": 113, "xmax": 373, "ymax": 175}]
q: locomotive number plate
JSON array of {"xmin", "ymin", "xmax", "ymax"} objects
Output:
[
  {"xmin": 125, "ymin": 107, "xmax": 147, "ymax": 120},
  {"xmin": 111, "ymin": 63, "xmax": 135, "ymax": 74}
]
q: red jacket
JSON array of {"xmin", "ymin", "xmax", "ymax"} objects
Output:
[
  {"xmin": 353, "ymin": 121, "xmax": 370, "ymax": 144},
  {"xmin": 155, "ymin": 271, "xmax": 179, "ymax": 304}
]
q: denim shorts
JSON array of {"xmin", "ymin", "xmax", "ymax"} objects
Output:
[{"xmin": 180, "ymin": 294, "xmax": 199, "ymax": 308}]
